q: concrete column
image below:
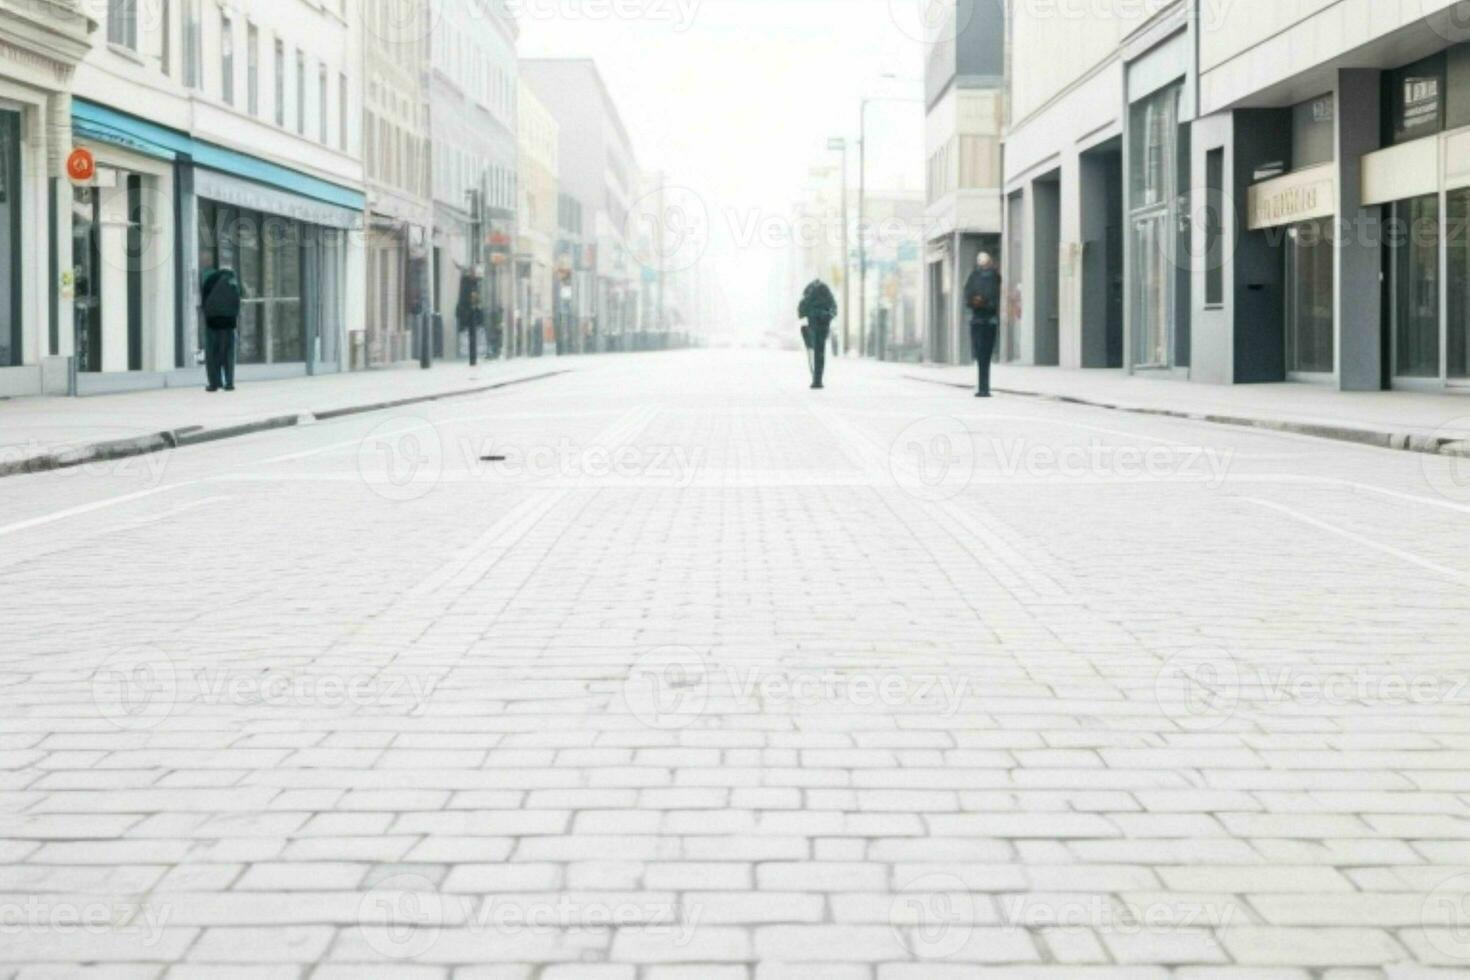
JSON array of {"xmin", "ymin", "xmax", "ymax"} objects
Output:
[{"xmin": 1336, "ymin": 69, "xmax": 1384, "ymax": 392}]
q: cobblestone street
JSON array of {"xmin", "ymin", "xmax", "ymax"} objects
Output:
[{"xmin": 3, "ymin": 349, "xmax": 1470, "ymax": 978}]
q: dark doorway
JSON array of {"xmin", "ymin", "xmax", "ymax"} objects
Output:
[
  {"xmin": 1033, "ymin": 173, "xmax": 1062, "ymax": 366},
  {"xmin": 1080, "ymin": 138, "xmax": 1124, "ymax": 367}
]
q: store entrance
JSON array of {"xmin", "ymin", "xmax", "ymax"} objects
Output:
[
  {"xmin": 1450, "ymin": 187, "xmax": 1470, "ymax": 383},
  {"xmin": 1285, "ymin": 218, "xmax": 1335, "ymax": 376}
]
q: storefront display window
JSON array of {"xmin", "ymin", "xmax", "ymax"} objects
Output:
[
  {"xmin": 0, "ymin": 110, "xmax": 19, "ymax": 367},
  {"xmin": 1128, "ymin": 83, "xmax": 1181, "ymax": 370},
  {"xmin": 1450, "ymin": 188, "xmax": 1470, "ymax": 381},
  {"xmin": 199, "ymin": 200, "xmax": 336, "ymax": 367},
  {"xmin": 1286, "ymin": 219, "xmax": 1335, "ymax": 375},
  {"xmin": 1392, "ymin": 194, "xmax": 1441, "ymax": 379}
]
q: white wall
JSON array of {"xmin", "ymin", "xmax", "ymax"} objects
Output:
[
  {"xmin": 1199, "ymin": 0, "xmax": 1465, "ymax": 112},
  {"xmin": 1009, "ymin": 0, "xmax": 1173, "ymax": 125}
]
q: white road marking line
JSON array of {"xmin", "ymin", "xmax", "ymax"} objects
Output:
[
  {"xmin": 0, "ymin": 485, "xmax": 193, "ymax": 540},
  {"xmin": 1244, "ymin": 497, "xmax": 1470, "ymax": 587}
]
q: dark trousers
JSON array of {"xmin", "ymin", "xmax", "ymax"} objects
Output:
[
  {"xmin": 205, "ymin": 321, "xmax": 237, "ymax": 389},
  {"xmin": 971, "ymin": 317, "xmax": 998, "ymax": 395},
  {"xmin": 808, "ymin": 321, "xmax": 831, "ymax": 386}
]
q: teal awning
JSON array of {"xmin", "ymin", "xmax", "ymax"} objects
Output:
[{"xmin": 71, "ymin": 99, "xmax": 365, "ymax": 213}]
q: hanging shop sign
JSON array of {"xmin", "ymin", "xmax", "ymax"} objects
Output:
[{"xmin": 65, "ymin": 146, "xmax": 95, "ymax": 184}]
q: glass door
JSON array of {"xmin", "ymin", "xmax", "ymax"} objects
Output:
[
  {"xmin": 1132, "ymin": 212, "xmax": 1171, "ymax": 368},
  {"xmin": 1392, "ymin": 194, "xmax": 1441, "ymax": 380},
  {"xmin": 71, "ymin": 187, "xmax": 103, "ymax": 373},
  {"xmin": 1286, "ymin": 219, "xmax": 1336, "ymax": 375},
  {"xmin": 0, "ymin": 110, "xmax": 19, "ymax": 367},
  {"xmin": 1450, "ymin": 187, "xmax": 1470, "ymax": 383}
]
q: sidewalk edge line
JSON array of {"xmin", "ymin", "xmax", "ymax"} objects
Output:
[
  {"xmin": 902, "ymin": 374, "xmax": 1460, "ymax": 458},
  {"xmin": 0, "ymin": 369, "xmax": 571, "ymax": 481}
]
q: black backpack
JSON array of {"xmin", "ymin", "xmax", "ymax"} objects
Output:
[{"xmin": 202, "ymin": 271, "xmax": 243, "ymax": 318}]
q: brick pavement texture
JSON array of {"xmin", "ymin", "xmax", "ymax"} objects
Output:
[{"xmin": 1, "ymin": 350, "xmax": 1469, "ymax": 978}]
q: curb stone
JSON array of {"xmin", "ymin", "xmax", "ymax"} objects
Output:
[
  {"xmin": 905, "ymin": 374, "xmax": 1465, "ymax": 459},
  {"xmin": 0, "ymin": 369, "xmax": 569, "ymax": 480}
]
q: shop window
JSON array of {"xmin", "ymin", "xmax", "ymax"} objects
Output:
[
  {"xmin": 1286, "ymin": 219, "xmax": 1335, "ymax": 374},
  {"xmin": 0, "ymin": 111, "xmax": 19, "ymax": 367},
  {"xmin": 1205, "ymin": 149, "xmax": 1224, "ymax": 307},
  {"xmin": 1292, "ymin": 95, "xmax": 1335, "ymax": 168},
  {"xmin": 1450, "ymin": 188, "xmax": 1470, "ymax": 380},
  {"xmin": 1392, "ymin": 194, "xmax": 1441, "ymax": 378}
]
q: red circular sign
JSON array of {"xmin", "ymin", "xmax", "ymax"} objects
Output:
[{"xmin": 66, "ymin": 147, "xmax": 96, "ymax": 184}]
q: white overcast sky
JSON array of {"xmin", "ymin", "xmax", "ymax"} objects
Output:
[{"xmin": 517, "ymin": 0, "xmax": 928, "ymax": 340}]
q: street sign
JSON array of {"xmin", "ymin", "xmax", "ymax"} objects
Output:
[{"xmin": 66, "ymin": 147, "xmax": 95, "ymax": 185}]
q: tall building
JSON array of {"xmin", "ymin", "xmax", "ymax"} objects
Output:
[
  {"xmin": 923, "ymin": 0, "xmax": 1006, "ymax": 365},
  {"xmin": 34, "ymin": 0, "xmax": 367, "ymax": 395},
  {"xmin": 428, "ymin": 0, "xmax": 517, "ymax": 361},
  {"xmin": 521, "ymin": 59, "xmax": 639, "ymax": 354},
  {"xmin": 1002, "ymin": 0, "xmax": 1470, "ymax": 393},
  {"xmin": 516, "ymin": 81, "xmax": 558, "ymax": 357},
  {"xmin": 0, "ymin": 0, "xmax": 94, "ymax": 397},
  {"xmin": 361, "ymin": 0, "xmax": 432, "ymax": 367}
]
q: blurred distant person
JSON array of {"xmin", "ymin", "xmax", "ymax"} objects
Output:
[
  {"xmin": 798, "ymin": 278, "xmax": 838, "ymax": 389},
  {"xmin": 456, "ymin": 274, "xmax": 483, "ymax": 360},
  {"xmin": 964, "ymin": 252, "xmax": 1001, "ymax": 398},
  {"xmin": 201, "ymin": 267, "xmax": 244, "ymax": 392}
]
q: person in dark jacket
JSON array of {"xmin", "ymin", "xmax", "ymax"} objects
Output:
[
  {"xmin": 963, "ymin": 252, "xmax": 1002, "ymax": 398},
  {"xmin": 798, "ymin": 279, "xmax": 838, "ymax": 389},
  {"xmin": 200, "ymin": 267, "xmax": 244, "ymax": 392}
]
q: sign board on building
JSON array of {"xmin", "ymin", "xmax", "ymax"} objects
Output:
[
  {"xmin": 65, "ymin": 147, "xmax": 95, "ymax": 184},
  {"xmin": 1248, "ymin": 164, "xmax": 1337, "ymax": 230}
]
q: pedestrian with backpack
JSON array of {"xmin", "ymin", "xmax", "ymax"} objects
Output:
[
  {"xmin": 798, "ymin": 278, "xmax": 838, "ymax": 390},
  {"xmin": 201, "ymin": 267, "xmax": 245, "ymax": 392},
  {"xmin": 964, "ymin": 252, "xmax": 1002, "ymax": 398}
]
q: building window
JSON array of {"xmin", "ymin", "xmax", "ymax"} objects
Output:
[
  {"xmin": 1451, "ymin": 188, "xmax": 1470, "ymax": 381},
  {"xmin": 108, "ymin": 0, "xmax": 138, "ymax": 51},
  {"xmin": 159, "ymin": 0, "xmax": 171, "ymax": 75},
  {"xmin": 247, "ymin": 24, "xmax": 259, "ymax": 116},
  {"xmin": 296, "ymin": 52, "xmax": 306, "ymax": 136},
  {"xmin": 0, "ymin": 111, "xmax": 19, "ymax": 368},
  {"xmin": 319, "ymin": 65, "xmax": 328, "ymax": 143},
  {"xmin": 220, "ymin": 11, "xmax": 234, "ymax": 105},
  {"xmin": 1205, "ymin": 148, "xmax": 1224, "ymax": 307},
  {"xmin": 1391, "ymin": 194, "xmax": 1441, "ymax": 379},
  {"xmin": 1285, "ymin": 219, "xmax": 1335, "ymax": 374},
  {"xmin": 339, "ymin": 72, "xmax": 349, "ymax": 150},
  {"xmin": 182, "ymin": 0, "xmax": 201, "ymax": 88},
  {"xmin": 1386, "ymin": 54, "xmax": 1447, "ymax": 147},
  {"xmin": 274, "ymin": 40, "xmax": 286, "ymax": 127}
]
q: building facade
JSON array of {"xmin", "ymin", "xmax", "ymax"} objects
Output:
[
  {"xmin": 27, "ymin": 0, "xmax": 367, "ymax": 396},
  {"xmin": 1002, "ymin": 0, "xmax": 1470, "ymax": 394},
  {"xmin": 361, "ymin": 0, "xmax": 432, "ymax": 367},
  {"xmin": 515, "ymin": 79, "xmax": 556, "ymax": 357},
  {"xmin": 0, "ymin": 0, "xmax": 94, "ymax": 398},
  {"xmin": 923, "ymin": 0, "xmax": 1006, "ymax": 365},
  {"xmin": 428, "ymin": 0, "xmax": 516, "ymax": 361},
  {"xmin": 521, "ymin": 58, "xmax": 638, "ymax": 354}
]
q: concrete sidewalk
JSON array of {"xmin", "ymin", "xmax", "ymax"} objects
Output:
[
  {"xmin": 0, "ymin": 357, "xmax": 578, "ymax": 477},
  {"xmin": 905, "ymin": 360, "xmax": 1470, "ymax": 456}
]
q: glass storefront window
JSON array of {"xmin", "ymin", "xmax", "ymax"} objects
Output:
[
  {"xmin": 1392, "ymin": 194, "xmax": 1441, "ymax": 379},
  {"xmin": 199, "ymin": 199, "xmax": 319, "ymax": 367},
  {"xmin": 1130, "ymin": 87, "xmax": 1179, "ymax": 210},
  {"xmin": 1128, "ymin": 83, "xmax": 1182, "ymax": 370},
  {"xmin": 1451, "ymin": 188, "xmax": 1470, "ymax": 381},
  {"xmin": 1132, "ymin": 213, "xmax": 1170, "ymax": 368},
  {"xmin": 1286, "ymin": 219, "xmax": 1335, "ymax": 375},
  {"xmin": 0, "ymin": 110, "xmax": 19, "ymax": 367}
]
